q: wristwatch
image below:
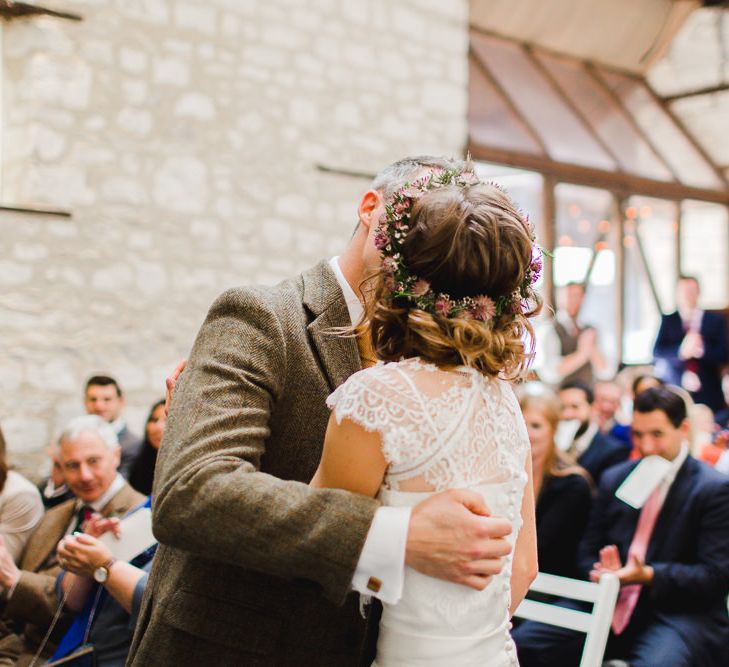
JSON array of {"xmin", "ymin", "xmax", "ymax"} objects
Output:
[{"xmin": 93, "ymin": 557, "xmax": 117, "ymax": 584}]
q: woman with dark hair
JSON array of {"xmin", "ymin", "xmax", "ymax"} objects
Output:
[
  {"xmin": 0, "ymin": 425, "xmax": 44, "ymax": 562},
  {"xmin": 311, "ymin": 165, "xmax": 541, "ymax": 666},
  {"xmin": 518, "ymin": 386, "xmax": 593, "ymax": 579},
  {"xmin": 128, "ymin": 400, "xmax": 165, "ymax": 496}
]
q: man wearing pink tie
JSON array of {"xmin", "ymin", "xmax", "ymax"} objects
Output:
[{"xmin": 513, "ymin": 386, "xmax": 729, "ymax": 667}]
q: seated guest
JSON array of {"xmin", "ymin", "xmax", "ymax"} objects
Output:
[
  {"xmin": 38, "ymin": 451, "xmax": 75, "ymax": 510},
  {"xmin": 519, "ymin": 387, "xmax": 593, "ymax": 579},
  {"xmin": 514, "ymin": 386, "xmax": 729, "ymax": 667},
  {"xmin": 128, "ymin": 399, "xmax": 166, "ymax": 496},
  {"xmin": 558, "ymin": 380, "xmax": 629, "ymax": 485},
  {"xmin": 51, "ymin": 511, "xmax": 155, "ymax": 666},
  {"xmin": 593, "ymin": 380, "xmax": 631, "ymax": 449},
  {"xmin": 0, "ymin": 416, "xmax": 144, "ymax": 663},
  {"xmin": 84, "ymin": 375, "xmax": 142, "ymax": 478},
  {"xmin": 689, "ymin": 403, "xmax": 722, "ymax": 465},
  {"xmin": 0, "ymin": 426, "xmax": 44, "ymax": 563}
]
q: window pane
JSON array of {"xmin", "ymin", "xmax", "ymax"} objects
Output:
[
  {"xmin": 470, "ymin": 34, "xmax": 617, "ymax": 171},
  {"xmin": 535, "ymin": 53, "xmax": 674, "ymax": 183},
  {"xmin": 623, "ymin": 232, "xmax": 661, "ymax": 365},
  {"xmin": 681, "ymin": 201, "xmax": 729, "ymax": 308},
  {"xmin": 631, "ymin": 196, "xmax": 678, "ymax": 314},
  {"xmin": 554, "ymin": 184, "xmax": 618, "ymax": 369},
  {"xmin": 469, "ymin": 55, "xmax": 544, "ymax": 156},
  {"xmin": 596, "ymin": 68, "xmax": 725, "ymax": 191}
]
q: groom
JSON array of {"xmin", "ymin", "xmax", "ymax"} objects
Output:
[{"xmin": 128, "ymin": 156, "xmax": 515, "ymax": 666}]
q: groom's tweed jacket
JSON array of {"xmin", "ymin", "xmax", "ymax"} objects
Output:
[{"xmin": 127, "ymin": 261, "xmax": 380, "ymax": 667}]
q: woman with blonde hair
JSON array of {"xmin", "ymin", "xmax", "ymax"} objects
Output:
[
  {"xmin": 311, "ymin": 164, "xmax": 541, "ymax": 666},
  {"xmin": 517, "ymin": 386, "xmax": 593, "ymax": 580}
]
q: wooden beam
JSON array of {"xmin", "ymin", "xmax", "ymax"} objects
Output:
[
  {"xmin": 0, "ymin": 1, "xmax": 81, "ymax": 21},
  {"xmin": 468, "ymin": 141, "xmax": 729, "ymax": 205},
  {"xmin": 663, "ymin": 84, "xmax": 729, "ymax": 103},
  {"xmin": 0, "ymin": 204, "xmax": 71, "ymax": 218}
]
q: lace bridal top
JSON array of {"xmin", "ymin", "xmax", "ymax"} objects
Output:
[{"xmin": 328, "ymin": 357, "xmax": 529, "ymax": 667}]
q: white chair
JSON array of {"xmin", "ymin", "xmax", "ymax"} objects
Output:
[{"xmin": 514, "ymin": 572, "xmax": 620, "ymax": 667}]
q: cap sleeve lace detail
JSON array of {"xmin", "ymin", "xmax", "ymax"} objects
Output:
[{"xmin": 327, "ymin": 358, "xmax": 529, "ymax": 491}]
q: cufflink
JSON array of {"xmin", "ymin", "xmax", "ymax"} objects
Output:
[{"xmin": 366, "ymin": 576, "xmax": 382, "ymax": 593}]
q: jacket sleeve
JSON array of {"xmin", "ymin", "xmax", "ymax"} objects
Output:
[
  {"xmin": 701, "ymin": 314, "xmax": 729, "ymax": 365},
  {"xmin": 653, "ymin": 314, "xmax": 680, "ymax": 362},
  {"xmin": 151, "ymin": 288, "xmax": 379, "ymax": 605},
  {"xmin": 4, "ymin": 569, "xmax": 61, "ymax": 628},
  {"xmin": 649, "ymin": 479, "xmax": 729, "ymax": 610}
]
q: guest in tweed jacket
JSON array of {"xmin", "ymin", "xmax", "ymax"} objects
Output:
[
  {"xmin": 0, "ymin": 416, "xmax": 144, "ymax": 664},
  {"xmin": 128, "ymin": 157, "xmax": 515, "ymax": 667}
]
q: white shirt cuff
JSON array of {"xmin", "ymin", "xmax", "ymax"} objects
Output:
[{"xmin": 351, "ymin": 505, "xmax": 410, "ymax": 605}]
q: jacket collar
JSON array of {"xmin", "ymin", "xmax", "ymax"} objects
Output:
[{"xmin": 302, "ymin": 260, "xmax": 361, "ymax": 391}]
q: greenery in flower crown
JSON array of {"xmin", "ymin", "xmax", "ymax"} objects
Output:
[{"xmin": 374, "ymin": 166, "xmax": 543, "ymax": 322}]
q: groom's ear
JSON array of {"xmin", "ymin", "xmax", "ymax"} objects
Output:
[{"xmin": 357, "ymin": 190, "xmax": 382, "ymax": 231}]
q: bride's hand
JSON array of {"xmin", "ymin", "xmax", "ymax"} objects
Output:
[{"xmin": 405, "ymin": 489, "xmax": 512, "ymax": 591}]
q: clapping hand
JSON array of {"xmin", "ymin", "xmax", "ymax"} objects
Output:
[
  {"xmin": 0, "ymin": 536, "xmax": 20, "ymax": 590},
  {"xmin": 679, "ymin": 331, "xmax": 704, "ymax": 360},
  {"xmin": 84, "ymin": 514, "xmax": 121, "ymax": 540},
  {"xmin": 57, "ymin": 534, "xmax": 113, "ymax": 579},
  {"xmin": 590, "ymin": 544, "xmax": 653, "ymax": 586}
]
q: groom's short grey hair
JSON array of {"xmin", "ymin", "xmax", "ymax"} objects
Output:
[
  {"xmin": 56, "ymin": 414, "xmax": 120, "ymax": 453},
  {"xmin": 371, "ymin": 156, "xmax": 466, "ymax": 200}
]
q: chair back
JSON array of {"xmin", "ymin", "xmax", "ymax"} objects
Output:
[{"xmin": 514, "ymin": 572, "xmax": 620, "ymax": 667}]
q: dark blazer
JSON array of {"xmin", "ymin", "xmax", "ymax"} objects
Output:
[
  {"xmin": 653, "ymin": 310, "xmax": 729, "ymax": 412},
  {"xmin": 117, "ymin": 425, "xmax": 143, "ymax": 480},
  {"xmin": 576, "ymin": 431, "xmax": 629, "ymax": 485},
  {"xmin": 128, "ymin": 261, "xmax": 380, "ymax": 667},
  {"xmin": 577, "ymin": 456, "xmax": 729, "ymax": 665},
  {"xmin": 536, "ymin": 473, "xmax": 592, "ymax": 579}
]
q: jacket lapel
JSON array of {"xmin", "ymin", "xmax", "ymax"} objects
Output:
[
  {"xmin": 646, "ymin": 456, "xmax": 695, "ymax": 561},
  {"xmin": 302, "ymin": 260, "xmax": 361, "ymax": 391},
  {"xmin": 21, "ymin": 499, "xmax": 77, "ymax": 573},
  {"xmin": 102, "ymin": 482, "xmax": 146, "ymax": 518}
]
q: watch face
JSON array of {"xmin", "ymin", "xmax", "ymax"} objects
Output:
[{"xmin": 93, "ymin": 567, "xmax": 108, "ymax": 583}]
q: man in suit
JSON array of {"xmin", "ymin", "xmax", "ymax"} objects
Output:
[
  {"xmin": 128, "ymin": 156, "xmax": 515, "ymax": 666},
  {"xmin": 593, "ymin": 380, "xmax": 631, "ymax": 449},
  {"xmin": 514, "ymin": 386, "xmax": 729, "ymax": 666},
  {"xmin": 559, "ymin": 380, "xmax": 629, "ymax": 484},
  {"xmin": 84, "ymin": 375, "xmax": 143, "ymax": 478},
  {"xmin": 653, "ymin": 275, "xmax": 729, "ymax": 412},
  {"xmin": 0, "ymin": 415, "xmax": 144, "ymax": 664}
]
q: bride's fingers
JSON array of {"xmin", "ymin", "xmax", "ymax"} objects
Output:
[{"xmin": 460, "ymin": 574, "xmax": 494, "ymax": 591}]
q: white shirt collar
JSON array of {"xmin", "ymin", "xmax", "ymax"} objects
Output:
[
  {"xmin": 663, "ymin": 444, "xmax": 689, "ymax": 489},
  {"xmin": 329, "ymin": 256, "xmax": 363, "ymax": 326},
  {"xmin": 109, "ymin": 417, "xmax": 126, "ymax": 435},
  {"xmin": 574, "ymin": 422, "xmax": 599, "ymax": 456},
  {"xmin": 87, "ymin": 473, "xmax": 126, "ymax": 513}
]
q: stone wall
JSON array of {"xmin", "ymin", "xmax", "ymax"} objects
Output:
[{"xmin": 0, "ymin": 0, "xmax": 469, "ymax": 477}]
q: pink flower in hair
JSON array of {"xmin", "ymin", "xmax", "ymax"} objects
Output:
[
  {"xmin": 382, "ymin": 257, "xmax": 397, "ymax": 275},
  {"xmin": 411, "ymin": 279, "xmax": 431, "ymax": 296},
  {"xmin": 374, "ymin": 229, "xmax": 389, "ymax": 251},
  {"xmin": 435, "ymin": 295, "xmax": 452, "ymax": 317},
  {"xmin": 393, "ymin": 200, "xmax": 410, "ymax": 215},
  {"xmin": 472, "ymin": 295, "xmax": 496, "ymax": 321}
]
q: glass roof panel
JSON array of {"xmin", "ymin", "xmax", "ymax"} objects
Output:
[
  {"xmin": 535, "ymin": 52, "xmax": 675, "ymax": 183},
  {"xmin": 596, "ymin": 68, "xmax": 726, "ymax": 191},
  {"xmin": 468, "ymin": 55, "xmax": 544, "ymax": 156},
  {"xmin": 470, "ymin": 33, "xmax": 617, "ymax": 171}
]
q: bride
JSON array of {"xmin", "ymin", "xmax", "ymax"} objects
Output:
[{"xmin": 311, "ymin": 165, "xmax": 541, "ymax": 666}]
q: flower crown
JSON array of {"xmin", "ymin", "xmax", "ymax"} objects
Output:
[{"xmin": 374, "ymin": 166, "xmax": 543, "ymax": 322}]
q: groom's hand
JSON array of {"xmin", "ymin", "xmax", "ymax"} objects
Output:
[{"xmin": 405, "ymin": 489, "xmax": 512, "ymax": 591}]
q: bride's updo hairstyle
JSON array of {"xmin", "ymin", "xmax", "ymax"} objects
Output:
[{"xmin": 366, "ymin": 181, "xmax": 541, "ymax": 379}]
